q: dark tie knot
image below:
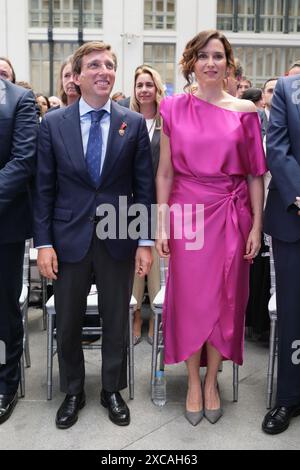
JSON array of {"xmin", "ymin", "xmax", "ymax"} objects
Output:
[{"xmin": 90, "ymin": 109, "xmax": 106, "ymax": 123}]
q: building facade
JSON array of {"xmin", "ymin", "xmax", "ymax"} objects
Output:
[{"xmin": 1, "ymin": 0, "xmax": 300, "ymax": 97}]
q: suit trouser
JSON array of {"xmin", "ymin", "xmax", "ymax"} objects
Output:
[
  {"xmin": 273, "ymin": 237, "xmax": 300, "ymax": 407},
  {"xmin": 54, "ymin": 231, "xmax": 135, "ymax": 395},
  {"xmin": 0, "ymin": 242, "xmax": 25, "ymax": 395},
  {"xmin": 132, "ymin": 247, "xmax": 160, "ymax": 312}
]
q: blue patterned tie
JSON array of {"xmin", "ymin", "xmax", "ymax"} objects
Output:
[{"xmin": 85, "ymin": 109, "xmax": 106, "ymax": 186}]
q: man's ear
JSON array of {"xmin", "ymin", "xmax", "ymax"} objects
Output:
[{"xmin": 73, "ymin": 73, "xmax": 80, "ymax": 86}]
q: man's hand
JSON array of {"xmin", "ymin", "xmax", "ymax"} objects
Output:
[
  {"xmin": 37, "ymin": 247, "xmax": 58, "ymax": 280},
  {"xmin": 296, "ymin": 197, "xmax": 300, "ymax": 215},
  {"xmin": 135, "ymin": 246, "xmax": 152, "ymax": 277}
]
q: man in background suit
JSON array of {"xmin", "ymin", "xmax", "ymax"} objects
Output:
[
  {"xmin": 260, "ymin": 77, "xmax": 278, "ymax": 138},
  {"xmin": 0, "ymin": 78, "xmax": 37, "ymax": 424},
  {"xmin": 34, "ymin": 42, "xmax": 155, "ymax": 429},
  {"xmin": 263, "ymin": 74, "xmax": 300, "ymax": 434}
]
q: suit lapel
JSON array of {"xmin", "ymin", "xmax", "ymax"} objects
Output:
[
  {"xmin": 59, "ymin": 101, "xmax": 91, "ymax": 183},
  {"xmin": 99, "ymin": 101, "xmax": 128, "ymax": 185}
]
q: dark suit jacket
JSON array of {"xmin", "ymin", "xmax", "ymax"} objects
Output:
[
  {"xmin": 264, "ymin": 75, "xmax": 300, "ymax": 242},
  {"xmin": 258, "ymin": 109, "xmax": 268, "ymax": 139},
  {"xmin": 118, "ymin": 97, "xmax": 130, "ymax": 108},
  {"xmin": 151, "ymin": 128, "xmax": 160, "ymax": 176},
  {"xmin": 33, "ymin": 100, "xmax": 155, "ymax": 262},
  {"xmin": 0, "ymin": 79, "xmax": 38, "ymax": 244}
]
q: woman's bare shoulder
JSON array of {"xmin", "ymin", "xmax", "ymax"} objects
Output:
[{"xmin": 223, "ymin": 95, "xmax": 257, "ymax": 113}]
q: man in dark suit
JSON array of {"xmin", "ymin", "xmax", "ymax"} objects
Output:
[
  {"xmin": 0, "ymin": 78, "xmax": 37, "ymax": 424},
  {"xmin": 34, "ymin": 42, "xmax": 155, "ymax": 429},
  {"xmin": 260, "ymin": 77, "xmax": 278, "ymax": 138},
  {"xmin": 263, "ymin": 75, "xmax": 300, "ymax": 434}
]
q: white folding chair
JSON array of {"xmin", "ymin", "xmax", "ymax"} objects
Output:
[
  {"xmin": 29, "ymin": 247, "xmax": 48, "ymax": 330},
  {"xmin": 266, "ymin": 238, "xmax": 277, "ymax": 409},
  {"xmin": 19, "ymin": 240, "xmax": 31, "ymax": 397},
  {"xmin": 46, "ymin": 286, "xmax": 137, "ymax": 400}
]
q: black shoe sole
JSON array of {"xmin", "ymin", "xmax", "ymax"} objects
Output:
[
  {"xmin": 55, "ymin": 400, "xmax": 86, "ymax": 430},
  {"xmin": 100, "ymin": 398, "xmax": 130, "ymax": 426},
  {"xmin": 0, "ymin": 397, "xmax": 17, "ymax": 425}
]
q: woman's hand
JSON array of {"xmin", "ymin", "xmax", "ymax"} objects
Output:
[
  {"xmin": 244, "ymin": 227, "xmax": 261, "ymax": 262},
  {"xmin": 155, "ymin": 236, "xmax": 170, "ymax": 258}
]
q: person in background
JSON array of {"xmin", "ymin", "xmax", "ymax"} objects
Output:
[
  {"xmin": 241, "ymin": 87, "xmax": 264, "ymax": 110},
  {"xmin": 261, "ymin": 77, "xmax": 278, "ymax": 139},
  {"xmin": 287, "ymin": 60, "xmax": 300, "ymax": 76},
  {"xmin": 49, "ymin": 95, "xmax": 62, "ymax": 108},
  {"xmin": 16, "ymin": 81, "xmax": 33, "ymax": 90},
  {"xmin": 36, "ymin": 94, "xmax": 50, "ymax": 119},
  {"xmin": 58, "ymin": 55, "xmax": 81, "ymax": 107},
  {"xmin": 111, "ymin": 91, "xmax": 126, "ymax": 102},
  {"xmin": 225, "ymin": 58, "xmax": 243, "ymax": 97},
  {"xmin": 236, "ymin": 77, "xmax": 252, "ymax": 98},
  {"xmin": 0, "ymin": 57, "xmax": 16, "ymax": 83},
  {"xmin": 156, "ymin": 30, "xmax": 266, "ymax": 426},
  {"xmin": 0, "ymin": 76, "xmax": 38, "ymax": 424},
  {"xmin": 130, "ymin": 65, "xmax": 165, "ymax": 345}
]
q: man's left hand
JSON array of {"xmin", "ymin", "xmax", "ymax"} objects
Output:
[{"xmin": 135, "ymin": 246, "xmax": 152, "ymax": 277}]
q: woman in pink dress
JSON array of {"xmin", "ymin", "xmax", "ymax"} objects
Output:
[{"xmin": 156, "ymin": 30, "xmax": 266, "ymax": 426}]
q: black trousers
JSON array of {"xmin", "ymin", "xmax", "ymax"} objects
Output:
[
  {"xmin": 54, "ymin": 231, "xmax": 135, "ymax": 395},
  {"xmin": 273, "ymin": 237, "xmax": 300, "ymax": 407},
  {"xmin": 0, "ymin": 242, "xmax": 25, "ymax": 395}
]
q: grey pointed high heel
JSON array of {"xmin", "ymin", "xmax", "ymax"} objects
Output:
[
  {"xmin": 185, "ymin": 409, "xmax": 204, "ymax": 426},
  {"xmin": 204, "ymin": 382, "xmax": 223, "ymax": 424},
  {"xmin": 204, "ymin": 407, "xmax": 223, "ymax": 424}
]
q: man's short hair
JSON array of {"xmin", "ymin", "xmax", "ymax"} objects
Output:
[
  {"xmin": 72, "ymin": 41, "xmax": 117, "ymax": 76},
  {"xmin": 263, "ymin": 77, "xmax": 279, "ymax": 91}
]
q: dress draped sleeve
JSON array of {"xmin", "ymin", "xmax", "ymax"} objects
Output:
[
  {"xmin": 241, "ymin": 112, "xmax": 267, "ymax": 176},
  {"xmin": 159, "ymin": 96, "xmax": 173, "ymax": 137}
]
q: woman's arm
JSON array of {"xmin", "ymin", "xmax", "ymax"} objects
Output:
[
  {"xmin": 244, "ymin": 175, "xmax": 264, "ymax": 260},
  {"xmin": 155, "ymin": 128, "xmax": 174, "ymax": 257}
]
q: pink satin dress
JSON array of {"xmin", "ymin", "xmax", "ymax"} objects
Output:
[{"xmin": 160, "ymin": 93, "xmax": 267, "ymax": 365}]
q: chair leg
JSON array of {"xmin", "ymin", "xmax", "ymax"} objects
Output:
[
  {"xmin": 19, "ymin": 356, "xmax": 25, "ymax": 398},
  {"xmin": 267, "ymin": 317, "xmax": 277, "ymax": 409},
  {"xmin": 23, "ymin": 299, "xmax": 31, "ymax": 368},
  {"xmin": 151, "ymin": 310, "xmax": 160, "ymax": 401},
  {"xmin": 233, "ymin": 363, "xmax": 239, "ymax": 402},
  {"xmin": 128, "ymin": 307, "xmax": 134, "ymax": 400},
  {"xmin": 42, "ymin": 277, "xmax": 48, "ymax": 330},
  {"xmin": 47, "ymin": 313, "xmax": 54, "ymax": 400}
]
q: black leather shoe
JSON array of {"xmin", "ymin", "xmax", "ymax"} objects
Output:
[
  {"xmin": 100, "ymin": 389, "xmax": 130, "ymax": 426},
  {"xmin": 55, "ymin": 391, "xmax": 86, "ymax": 429},
  {"xmin": 0, "ymin": 393, "xmax": 18, "ymax": 425},
  {"xmin": 262, "ymin": 405, "xmax": 300, "ymax": 435}
]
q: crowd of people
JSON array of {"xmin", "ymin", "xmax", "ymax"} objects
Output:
[{"xmin": 1, "ymin": 29, "xmax": 300, "ymax": 439}]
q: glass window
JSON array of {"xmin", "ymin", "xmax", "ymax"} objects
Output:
[
  {"xmin": 83, "ymin": 0, "xmax": 103, "ymax": 28},
  {"xmin": 217, "ymin": 0, "xmax": 234, "ymax": 30},
  {"xmin": 143, "ymin": 43, "xmax": 175, "ymax": 95},
  {"xmin": 260, "ymin": 0, "xmax": 285, "ymax": 32},
  {"xmin": 237, "ymin": 0, "xmax": 255, "ymax": 31},
  {"xmin": 288, "ymin": 0, "xmax": 300, "ymax": 32},
  {"xmin": 29, "ymin": 0, "xmax": 103, "ymax": 28},
  {"xmin": 30, "ymin": 41, "xmax": 78, "ymax": 96},
  {"xmin": 233, "ymin": 45, "xmax": 298, "ymax": 86},
  {"xmin": 144, "ymin": 0, "xmax": 176, "ymax": 30},
  {"xmin": 29, "ymin": 0, "xmax": 49, "ymax": 27},
  {"xmin": 217, "ymin": 0, "xmax": 293, "ymax": 32}
]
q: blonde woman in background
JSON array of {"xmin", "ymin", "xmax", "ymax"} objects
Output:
[{"xmin": 130, "ymin": 65, "xmax": 165, "ymax": 345}]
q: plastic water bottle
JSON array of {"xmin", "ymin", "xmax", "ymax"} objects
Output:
[{"xmin": 153, "ymin": 370, "xmax": 166, "ymax": 407}]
